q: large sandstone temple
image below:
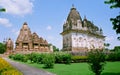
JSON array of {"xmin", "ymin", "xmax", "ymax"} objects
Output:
[
  {"xmin": 5, "ymin": 22, "xmax": 50, "ymax": 54},
  {"xmin": 15, "ymin": 22, "xmax": 50, "ymax": 53},
  {"xmin": 61, "ymin": 6, "xmax": 105, "ymax": 52}
]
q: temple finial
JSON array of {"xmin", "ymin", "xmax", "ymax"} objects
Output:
[
  {"xmin": 71, "ymin": 4, "xmax": 76, "ymax": 10},
  {"xmin": 84, "ymin": 15, "xmax": 86, "ymax": 19},
  {"xmin": 23, "ymin": 22, "xmax": 27, "ymax": 25},
  {"xmin": 72, "ymin": 4, "xmax": 74, "ymax": 8}
]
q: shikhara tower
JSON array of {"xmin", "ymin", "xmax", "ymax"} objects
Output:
[
  {"xmin": 15, "ymin": 22, "xmax": 50, "ymax": 53},
  {"xmin": 61, "ymin": 6, "xmax": 105, "ymax": 52}
]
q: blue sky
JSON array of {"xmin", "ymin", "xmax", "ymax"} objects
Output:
[{"xmin": 0, "ymin": 0, "xmax": 119, "ymax": 49}]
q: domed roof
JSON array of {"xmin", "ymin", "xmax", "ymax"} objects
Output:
[{"xmin": 67, "ymin": 6, "xmax": 82, "ymax": 22}]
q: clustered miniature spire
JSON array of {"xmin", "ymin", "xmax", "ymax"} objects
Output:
[{"xmin": 15, "ymin": 22, "xmax": 49, "ymax": 51}]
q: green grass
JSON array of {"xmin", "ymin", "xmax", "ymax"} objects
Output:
[
  {"xmin": 102, "ymin": 62, "xmax": 120, "ymax": 75},
  {"xmin": 22, "ymin": 62, "xmax": 120, "ymax": 75}
]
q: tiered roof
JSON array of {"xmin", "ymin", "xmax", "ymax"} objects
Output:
[{"xmin": 16, "ymin": 22, "xmax": 48, "ymax": 45}]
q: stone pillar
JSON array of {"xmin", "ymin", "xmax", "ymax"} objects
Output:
[{"xmin": 50, "ymin": 45, "xmax": 53, "ymax": 52}]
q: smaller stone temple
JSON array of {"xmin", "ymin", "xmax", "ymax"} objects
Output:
[
  {"xmin": 4, "ymin": 38, "xmax": 14, "ymax": 55},
  {"xmin": 14, "ymin": 22, "xmax": 50, "ymax": 53}
]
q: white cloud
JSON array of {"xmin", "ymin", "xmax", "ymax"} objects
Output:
[
  {"xmin": 0, "ymin": 18, "xmax": 12, "ymax": 27},
  {"xmin": 106, "ymin": 36, "xmax": 114, "ymax": 41},
  {"xmin": 0, "ymin": 0, "xmax": 33, "ymax": 16},
  {"xmin": 47, "ymin": 36, "xmax": 54, "ymax": 40},
  {"xmin": 11, "ymin": 29, "xmax": 19, "ymax": 36},
  {"xmin": 46, "ymin": 26, "xmax": 52, "ymax": 30}
]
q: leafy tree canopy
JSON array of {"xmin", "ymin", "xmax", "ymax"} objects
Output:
[
  {"xmin": 104, "ymin": 0, "xmax": 120, "ymax": 40},
  {"xmin": 114, "ymin": 46, "xmax": 120, "ymax": 52},
  {"xmin": 0, "ymin": 42, "xmax": 6, "ymax": 54}
]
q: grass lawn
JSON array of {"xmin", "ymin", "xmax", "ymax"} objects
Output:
[{"xmin": 22, "ymin": 62, "xmax": 120, "ymax": 75}]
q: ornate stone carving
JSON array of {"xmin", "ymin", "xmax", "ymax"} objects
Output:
[{"xmin": 15, "ymin": 22, "xmax": 50, "ymax": 53}]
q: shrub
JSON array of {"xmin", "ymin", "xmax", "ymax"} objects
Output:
[
  {"xmin": 35, "ymin": 53, "xmax": 45, "ymax": 64},
  {"xmin": 106, "ymin": 52, "xmax": 120, "ymax": 61},
  {"xmin": 70, "ymin": 51, "xmax": 87, "ymax": 56},
  {"xmin": 24, "ymin": 53, "xmax": 45, "ymax": 64},
  {"xmin": 9, "ymin": 54, "xmax": 15, "ymax": 59},
  {"xmin": 25, "ymin": 53, "xmax": 36, "ymax": 63},
  {"xmin": 106, "ymin": 52, "xmax": 116, "ymax": 61},
  {"xmin": 54, "ymin": 52, "xmax": 71, "ymax": 64},
  {"xmin": 88, "ymin": 49, "xmax": 106, "ymax": 75},
  {"xmin": 21, "ymin": 54, "xmax": 29, "ymax": 62},
  {"xmin": 54, "ymin": 52, "xmax": 63, "ymax": 63},
  {"xmin": 71, "ymin": 56, "xmax": 88, "ymax": 63},
  {"xmin": 42, "ymin": 53, "xmax": 55, "ymax": 68},
  {"xmin": 62, "ymin": 53, "xmax": 71, "ymax": 64},
  {"xmin": 115, "ymin": 52, "xmax": 120, "ymax": 61},
  {"xmin": 9, "ymin": 52, "xmax": 72, "ymax": 65},
  {"xmin": 12, "ymin": 54, "xmax": 24, "ymax": 61}
]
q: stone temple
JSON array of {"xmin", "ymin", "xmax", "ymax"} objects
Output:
[
  {"xmin": 4, "ymin": 38, "xmax": 14, "ymax": 55},
  {"xmin": 61, "ymin": 6, "xmax": 105, "ymax": 52},
  {"xmin": 15, "ymin": 22, "xmax": 50, "ymax": 53},
  {"xmin": 5, "ymin": 22, "xmax": 51, "ymax": 55}
]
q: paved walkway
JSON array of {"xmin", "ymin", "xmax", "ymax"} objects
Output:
[{"xmin": 4, "ymin": 58, "xmax": 56, "ymax": 75}]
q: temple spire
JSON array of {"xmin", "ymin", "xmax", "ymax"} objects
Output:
[
  {"xmin": 72, "ymin": 4, "xmax": 74, "ymax": 8},
  {"xmin": 84, "ymin": 15, "xmax": 87, "ymax": 20},
  {"xmin": 23, "ymin": 22, "xmax": 27, "ymax": 25},
  {"xmin": 71, "ymin": 4, "xmax": 76, "ymax": 10}
]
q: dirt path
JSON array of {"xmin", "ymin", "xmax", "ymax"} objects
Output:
[{"xmin": 4, "ymin": 58, "xmax": 56, "ymax": 75}]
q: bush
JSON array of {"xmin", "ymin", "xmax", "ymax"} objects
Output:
[
  {"xmin": 54, "ymin": 52, "xmax": 71, "ymax": 64},
  {"xmin": 9, "ymin": 52, "xmax": 72, "ymax": 65},
  {"xmin": 34, "ymin": 53, "xmax": 45, "ymax": 64},
  {"xmin": 25, "ymin": 53, "xmax": 37, "ymax": 63},
  {"xmin": 106, "ymin": 53, "xmax": 115, "ymax": 61},
  {"xmin": 9, "ymin": 54, "xmax": 15, "ymax": 59},
  {"xmin": 88, "ymin": 49, "xmax": 106, "ymax": 75},
  {"xmin": 116, "ymin": 52, "xmax": 120, "ymax": 61},
  {"xmin": 106, "ymin": 52, "xmax": 120, "ymax": 61},
  {"xmin": 42, "ymin": 53, "xmax": 55, "ymax": 68},
  {"xmin": 71, "ymin": 56, "xmax": 88, "ymax": 63},
  {"xmin": 62, "ymin": 53, "xmax": 71, "ymax": 64},
  {"xmin": 24, "ymin": 53, "xmax": 45, "ymax": 64},
  {"xmin": 12, "ymin": 54, "xmax": 24, "ymax": 61}
]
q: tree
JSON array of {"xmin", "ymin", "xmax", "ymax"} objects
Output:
[
  {"xmin": 114, "ymin": 46, "xmax": 120, "ymax": 52},
  {"xmin": 88, "ymin": 49, "xmax": 106, "ymax": 75},
  {"xmin": 104, "ymin": 0, "xmax": 120, "ymax": 40},
  {"xmin": 104, "ymin": 43, "xmax": 110, "ymax": 50},
  {"xmin": 53, "ymin": 45, "xmax": 59, "ymax": 52},
  {"xmin": 0, "ymin": 8, "xmax": 6, "ymax": 12},
  {"xmin": 0, "ymin": 42, "xmax": 6, "ymax": 54},
  {"xmin": 49, "ymin": 43, "xmax": 59, "ymax": 52}
]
